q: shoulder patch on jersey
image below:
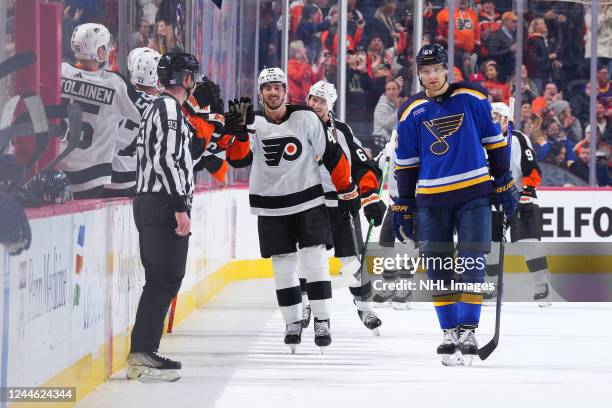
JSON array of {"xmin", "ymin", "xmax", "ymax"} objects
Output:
[
  {"xmin": 399, "ymin": 92, "xmax": 428, "ymax": 122},
  {"xmin": 450, "ymin": 81, "xmax": 489, "ymax": 100}
]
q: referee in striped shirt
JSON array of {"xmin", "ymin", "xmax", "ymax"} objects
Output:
[{"xmin": 127, "ymin": 53, "xmax": 201, "ymax": 381}]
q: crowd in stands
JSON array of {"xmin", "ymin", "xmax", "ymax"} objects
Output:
[
  {"xmin": 258, "ymin": 0, "xmax": 611, "ymax": 186},
  {"xmin": 2, "ymin": 0, "xmax": 611, "ymax": 189}
]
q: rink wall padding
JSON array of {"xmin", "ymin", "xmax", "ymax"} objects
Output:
[{"xmin": 0, "ymin": 188, "xmax": 610, "ymax": 407}]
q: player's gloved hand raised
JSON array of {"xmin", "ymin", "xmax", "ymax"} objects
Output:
[
  {"xmin": 228, "ymin": 97, "xmax": 255, "ymax": 126},
  {"xmin": 492, "ymin": 173, "xmax": 520, "ymax": 223},
  {"xmin": 361, "ymin": 192, "xmax": 386, "ymax": 226},
  {"xmin": 337, "ymin": 184, "xmax": 361, "ymax": 214},
  {"xmin": 223, "ymin": 110, "xmax": 248, "ymax": 142},
  {"xmin": 391, "ymin": 197, "xmax": 415, "ymax": 243},
  {"xmin": 519, "ymin": 185, "xmax": 537, "ymax": 205}
]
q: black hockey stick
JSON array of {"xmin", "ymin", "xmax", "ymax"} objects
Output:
[
  {"xmin": 25, "ymin": 102, "xmax": 82, "ymax": 181},
  {"xmin": 0, "ymin": 123, "xmax": 62, "ymax": 149},
  {"xmin": 478, "ymin": 209, "xmax": 506, "ymax": 360},
  {"xmin": 0, "ymin": 52, "xmax": 36, "ymax": 80}
]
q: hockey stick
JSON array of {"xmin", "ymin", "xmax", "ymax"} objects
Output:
[
  {"xmin": 24, "ymin": 102, "xmax": 82, "ymax": 182},
  {"xmin": 478, "ymin": 209, "xmax": 506, "ymax": 360},
  {"xmin": 21, "ymin": 94, "xmax": 50, "ymax": 176},
  {"xmin": 478, "ymin": 97, "xmax": 515, "ymax": 360},
  {"xmin": 0, "ymin": 96, "xmax": 20, "ymax": 152},
  {"xmin": 0, "ymin": 123, "xmax": 62, "ymax": 148},
  {"xmin": 357, "ymin": 154, "xmax": 391, "ymax": 275},
  {"xmin": 0, "ymin": 52, "xmax": 36, "ymax": 80},
  {"xmin": 167, "ymin": 297, "xmax": 178, "ymax": 333}
]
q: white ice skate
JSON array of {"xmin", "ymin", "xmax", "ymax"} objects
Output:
[{"xmin": 437, "ymin": 328, "xmax": 462, "ymax": 366}]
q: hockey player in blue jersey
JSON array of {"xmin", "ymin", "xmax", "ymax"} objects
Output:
[{"xmin": 392, "ymin": 44, "xmax": 519, "ymax": 366}]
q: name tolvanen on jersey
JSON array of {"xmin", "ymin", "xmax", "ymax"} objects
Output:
[{"xmin": 61, "ymin": 78, "xmax": 116, "ymax": 105}]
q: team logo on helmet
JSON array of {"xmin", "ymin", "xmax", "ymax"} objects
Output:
[
  {"xmin": 423, "ymin": 113, "xmax": 464, "ymax": 155},
  {"xmin": 261, "ymin": 136, "xmax": 303, "ymax": 167}
]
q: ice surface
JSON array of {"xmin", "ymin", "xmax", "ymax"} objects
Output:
[{"xmin": 77, "ymin": 279, "xmax": 612, "ymax": 408}]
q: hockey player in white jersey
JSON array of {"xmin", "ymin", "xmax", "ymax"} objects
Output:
[
  {"xmin": 373, "ymin": 140, "xmax": 416, "ymax": 309},
  {"xmin": 59, "ymin": 23, "xmax": 151, "ymax": 198},
  {"xmin": 487, "ymin": 102, "xmax": 551, "ymax": 307},
  {"xmin": 229, "ymin": 68, "xmax": 359, "ymax": 353},
  {"xmin": 103, "ymin": 47, "xmax": 159, "ymax": 197},
  {"xmin": 303, "ymin": 80, "xmax": 386, "ymax": 335}
]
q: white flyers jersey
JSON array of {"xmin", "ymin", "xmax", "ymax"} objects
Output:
[
  {"xmin": 58, "ymin": 63, "xmax": 145, "ymax": 194},
  {"xmin": 248, "ymin": 105, "xmax": 349, "ymax": 216}
]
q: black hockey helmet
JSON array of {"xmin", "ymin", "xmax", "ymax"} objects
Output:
[
  {"xmin": 416, "ymin": 43, "xmax": 448, "ymax": 69},
  {"xmin": 25, "ymin": 169, "xmax": 72, "ymax": 206},
  {"xmin": 157, "ymin": 52, "xmax": 201, "ymax": 87}
]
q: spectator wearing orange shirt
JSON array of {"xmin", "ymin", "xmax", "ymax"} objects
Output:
[
  {"xmin": 435, "ymin": 0, "xmax": 481, "ymax": 55},
  {"xmin": 287, "ymin": 40, "xmax": 325, "ymax": 104},
  {"xmin": 481, "ymin": 60, "xmax": 511, "ymax": 103},
  {"xmin": 531, "ymin": 82, "xmax": 559, "ymax": 116}
]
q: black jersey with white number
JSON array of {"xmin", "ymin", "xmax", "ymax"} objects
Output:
[{"xmin": 511, "ymin": 129, "xmax": 541, "ymax": 190}]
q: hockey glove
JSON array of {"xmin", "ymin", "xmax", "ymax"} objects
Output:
[
  {"xmin": 337, "ymin": 184, "xmax": 361, "ymax": 214},
  {"xmin": 519, "ymin": 185, "xmax": 538, "ymax": 204},
  {"xmin": 391, "ymin": 197, "xmax": 415, "ymax": 243},
  {"xmin": 223, "ymin": 110, "xmax": 249, "ymax": 142},
  {"xmin": 229, "ymin": 97, "xmax": 255, "ymax": 125},
  {"xmin": 361, "ymin": 192, "xmax": 386, "ymax": 226},
  {"xmin": 492, "ymin": 173, "xmax": 520, "ymax": 223},
  {"xmin": 0, "ymin": 192, "xmax": 32, "ymax": 255}
]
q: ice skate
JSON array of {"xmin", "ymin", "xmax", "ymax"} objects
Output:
[
  {"xmin": 357, "ymin": 310, "xmax": 382, "ymax": 336},
  {"xmin": 391, "ymin": 288, "xmax": 412, "ymax": 310},
  {"xmin": 457, "ymin": 325, "xmax": 479, "ymax": 366},
  {"xmin": 437, "ymin": 328, "xmax": 462, "ymax": 366},
  {"xmin": 301, "ymin": 304, "xmax": 312, "ymax": 328},
  {"xmin": 372, "ymin": 287, "xmax": 395, "ymax": 307},
  {"xmin": 126, "ymin": 352, "xmax": 181, "ymax": 382},
  {"xmin": 534, "ymin": 282, "xmax": 552, "ymax": 308},
  {"xmin": 314, "ymin": 318, "xmax": 331, "ymax": 353},
  {"xmin": 284, "ymin": 322, "xmax": 302, "ymax": 354}
]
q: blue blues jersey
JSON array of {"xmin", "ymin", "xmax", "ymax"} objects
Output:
[{"xmin": 394, "ymin": 82, "xmax": 509, "ymax": 207}]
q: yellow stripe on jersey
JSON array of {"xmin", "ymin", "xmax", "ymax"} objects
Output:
[
  {"xmin": 395, "ymin": 164, "xmax": 419, "ymax": 171},
  {"xmin": 417, "ymin": 174, "xmax": 492, "ymax": 195},
  {"xmin": 451, "ymin": 88, "xmax": 486, "ymax": 100},
  {"xmin": 459, "ymin": 293, "xmax": 484, "ymax": 305},
  {"xmin": 484, "ymin": 140, "xmax": 508, "ymax": 151},
  {"xmin": 399, "ymin": 99, "xmax": 428, "ymax": 122}
]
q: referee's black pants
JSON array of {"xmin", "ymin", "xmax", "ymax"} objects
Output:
[{"xmin": 130, "ymin": 193, "xmax": 190, "ymax": 353}]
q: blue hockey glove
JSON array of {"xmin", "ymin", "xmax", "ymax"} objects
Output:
[
  {"xmin": 492, "ymin": 173, "xmax": 520, "ymax": 222},
  {"xmin": 391, "ymin": 197, "xmax": 415, "ymax": 243}
]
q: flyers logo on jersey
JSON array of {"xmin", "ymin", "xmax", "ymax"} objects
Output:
[
  {"xmin": 261, "ymin": 136, "xmax": 303, "ymax": 167},
  {"xmin": 423, "ymin": 113, "xmax": 464, "ymax": 155}
]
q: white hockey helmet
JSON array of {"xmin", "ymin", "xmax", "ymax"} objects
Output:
[
  {"xmin": 307, "ymin": 80, "xmax": 337, "ymax": 109},
  {"xmin": 129, "ymin": 48, "xmax": 161, "ymax": 88},
  {"xmin": 491, "ymin": 102, "xmax": 510, "ymax": 120},
  {"xmin": 257, "ymin": 67, "xmax": 288, "ymax": 89},
  {"xmin": 128, "ymin": 47, "xmax": 148, "ymax": 73},
  {"xmin": 71, "ymin": 23, "xmax": 112, "ymax": 62}
]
